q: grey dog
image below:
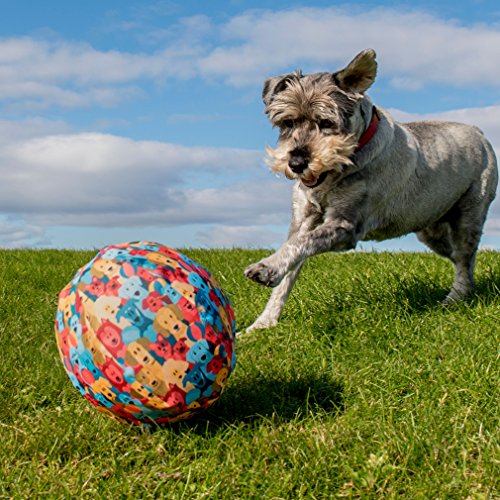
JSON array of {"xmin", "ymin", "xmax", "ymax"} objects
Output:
[{"xmin": 244, "ymin": 48, "xmax": 498, "ymax": 332}]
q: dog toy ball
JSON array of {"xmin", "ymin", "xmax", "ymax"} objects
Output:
[{"xmin": 55, "ymin": 241, "xmax": 236, "ymax": 425}]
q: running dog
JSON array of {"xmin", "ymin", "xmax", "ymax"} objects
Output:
[{"xmin": 244, "ymin": 49, "xmax": 498, "ymax": 331}]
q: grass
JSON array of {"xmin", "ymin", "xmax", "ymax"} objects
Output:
[{"xmin": 0, "ymin": 248, "xmax": 499, "ymax": 498}]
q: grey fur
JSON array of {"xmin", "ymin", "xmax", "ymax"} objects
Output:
[{"xmin": 244, "ymin": 48, "xmax": 498, "ymax": 332}]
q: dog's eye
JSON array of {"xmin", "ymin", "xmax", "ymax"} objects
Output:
[
  {"xmin": 281, "ymin": 119, "xmax": 294, "ymax": 129},
  {"xmin": 318, "ymin": 119, "xmax": 336, "ymax": 130}
]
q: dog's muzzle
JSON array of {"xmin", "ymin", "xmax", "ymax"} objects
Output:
[{"xmin": 288, "ymin": 148, "xmax": 309, "ymax": 174}]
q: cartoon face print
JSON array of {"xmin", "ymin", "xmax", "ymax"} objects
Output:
[
  {"xmin": 146, "ymin": 251, "xmax": 179, "ymax": 268},
  {"xmin": 163, "ymin": 283, "xmax": 182, "ymax": 304},
  {"xmin": 186, "ymin": 340, "xmax": 213, "ymax": 364},
  {"xmin": 81, "ymin": 330, "xmax": 106, "ymax": 365},
  {"xmin": 116, "ymin": 301, "xmax": 150, "ymax": 329},
  {"xmin": 218, "ymin": 306, "xmax": 233, "ymax": 334},
  {"xmin": 206, "ymin": 355, "xmax": 224, "ymax": 375},
  {"xmin": 57, "ymin": 327, "xmax": 72, "ymax": 358},
  {"xmin": 188, "ymin": 272, "xmax": 210, "ymax": 295},
  {"xmin": 209, "ymin": 289, "xmax": 222, "ymax": 308},
  {"xmin": 96, "ymin": 321, "xmax": 125, "ymax": 358},
  {"xmin": 68, "ymin": 314, "xmax": 82, "ymax": 337},
  {"xmin": 145, "ymin": 395, "xmax": 169, "ymax": 410},
  {"xmin": 183, "ymin": 365, "xmax": 208, "ymax": 389},
  {"xmin": 101, "ymin": 248, "xmax": 128, "ymax": 260},
  {"xmin": 136, "ymin": 366, "xmax": 167, "ymax": 396},
  {"xmin": 151, "ymin": 279, "xmax": 182, "ymax": 304},
  {"xmin": 105, "ymin": 276, "xmax": 121, "ymax": 296},
  {"xmin": 102, "ymin": 358, "xmax": 127, "ymax": 391},
  {"xmin": 94, "ymin": 296, "xmax": 122, "ymax": 321},
  {"xmin": 177, "ymin": 295, "xmax": 198, "ymax": 323},
  {"xmin": 203, "ymin": 324, "xmax": 219, "ymax": 344},
  {"xmin": 137, "ymin": 267, "xmax": 156, "ymax": 285},
  {"xmin": 149, "ymin": 334, "xmax": 172, "ymax": 359},
  {"xmin": 97, "ymin": 322, "xmax": 120, "ymax": 348},
  {"xmin": 154, "ymin": 305, "xmax": 188, "ymax": 337},
  {"xmin": 130, "ymin": 381, "xmax": 154, "ymax": 400},
  {"xmin": 92, "ymin": 377, "xmax": 117, "ymax": 403},
  {"xmin": 55, "ymin": 309, "xmax": 65, "ymax": 332},
  {"xmin": 172, "ymin": 337, "xmax": 189, "ymax": 360},
  {"xmin": 119, "ymin": 276, "xmax": 148, "ymax": 301},
  {"xmin": 69, "ymin": 346, "xmax": 81, "ymax": 370},
  {"xmin": 215, "ymin": 367, "xmax": 229, "ymax": 389},
  {"xmin": 93, "ymin": 259, "xmax": 120, "ymax": 278},
  {"xmin": 196, "ymin": 293, "xmax": 217, "ymax": 321},
  {"xmin": 172, "ymin": 282, "xmax": 196, "ymax": 304},
  {"xmin": 174, "ymin": 267, "xmax": 188, "ymax": 283},
  {"xmin": 60, "ymin": 294, "xmax": 76, "ymax": 324},
  {"xmin": 164, "ymin": 384, "xmax": 186, "ymax": 407},
  {"xmin": 126, "ymin": 340, "xmax": 158, "ymax": 368},
  {"xmin": 162, "ymin": 359, "xmax": 189, "ymax": 385},
  {"xmin": 143, "ymin": 291, "xmax": 163, "ymax": 313},
  {"xmin": 79, "ymin": 350, "xmax": 102, "ymax": 380},
  {"xmin": 117, "ymin": 392, "xmax": 137, "ymax": 405},
  {"xmin": 85, "ymin": 276, "xmax": 105, "ymax": 297}
]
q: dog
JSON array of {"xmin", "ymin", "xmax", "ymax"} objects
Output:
[{"xmin": 244, "ymin": 48, "xmax": 498, "ymax": 332}]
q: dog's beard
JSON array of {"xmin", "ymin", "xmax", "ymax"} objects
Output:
[{"xmin": 266, "ymin": 133, "xmax": 357, "ymax": 187}]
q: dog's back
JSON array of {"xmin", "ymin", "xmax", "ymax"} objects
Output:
[{"xmin": 362, "ymin": 113, "xmax": 498, "ymax": 239}]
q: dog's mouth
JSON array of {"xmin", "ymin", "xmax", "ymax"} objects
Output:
[{"xmin": 300, "ymin": 171, "xmax": 328, "ymax": 188}]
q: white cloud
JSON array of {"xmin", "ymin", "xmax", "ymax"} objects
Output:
[
  {"xmin": 2, "ymin": 7, "xmax": 500, "ymax": 109},
  {"xmin": 0, "ymin": 218, "xmax": 48, "ymax": 248},
  {"xmin": 0, "ymin": 126, "xmax": 291, "ymax": 247},
  {"xmin": 0, "ymin": 118, "xmax": 71, "ymax": 142},
  {"xmin": 199, "ymin": 7, "xmax": 500, "ymax": 87},
  {"xmin": 0, "ymin": 36, "xmax": 202, "ymax": 109},
  {"xmin": 197, "ymin": 224, "xmax": 286, "ymax": 248}
]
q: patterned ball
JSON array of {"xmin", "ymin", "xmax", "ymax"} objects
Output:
[{"xmin": 55, "ymin": 241, "xmax": 236, "ymax": 425}]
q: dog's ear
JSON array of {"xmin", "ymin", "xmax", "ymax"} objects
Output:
[
  {"xmin": 262, "ymin": 71, "xmax": 302, "ymax": 106},
  {"xmin": 333, "ymin": 49, "xmax": 377, "ymax": 94}
]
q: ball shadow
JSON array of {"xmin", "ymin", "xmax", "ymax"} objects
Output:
[{"xmin": 169, "ymin": 372, "xmax": 344, "ymax": 433}]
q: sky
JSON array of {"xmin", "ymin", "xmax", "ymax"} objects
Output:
[{"xmin": 1, "ymin": 0, "xmax": 500, "ymax": 251}]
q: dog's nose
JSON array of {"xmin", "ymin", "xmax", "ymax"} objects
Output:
[{"xmin": 288, "ymin": 149, "xmax": 309, "ymax": 173}]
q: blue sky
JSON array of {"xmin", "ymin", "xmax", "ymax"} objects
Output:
[{"xmin": 1, "ymin": 0, "xmax": 500, "ymax": 250}]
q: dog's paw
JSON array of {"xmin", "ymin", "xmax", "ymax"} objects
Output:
[
  {"xmin": 244, "ymin": 317, "xmax": 278, "ymax": 333},
  {"xmin": 244, "ymin": 261, "xmax": 281, "ymax": 287}
]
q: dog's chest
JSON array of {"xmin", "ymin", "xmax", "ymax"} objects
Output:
[{"xmin": 303, "ymin": 178, "xmax": 366, "ymax": 218}]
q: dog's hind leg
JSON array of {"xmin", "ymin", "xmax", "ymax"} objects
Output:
[
  {"xmin": 417, "ymin": 186, "xmax": 491, "ymax": 303},
  {"xmin": 445, "ymin": 210, "xmax": 485, "ymax": 303},
  {"xmin": 416, "ymin": 223, "xmax": 453, "ymax": 260},
  {"xmin": 245, "ymin": 262, "xmax": 304, "ymax": 332},
  {"xmin": 417, "ymin": 220, "xmax": 477, "ymax": 303}
]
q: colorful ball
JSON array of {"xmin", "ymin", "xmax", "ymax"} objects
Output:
[{"xmin": 55, "ymin": 241, "xmax": 236, "ymax": 425}]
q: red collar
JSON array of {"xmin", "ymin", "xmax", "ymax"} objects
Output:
[{"xmin": 355, "ymin": 106, "xmax": 379, "ymax": 152}]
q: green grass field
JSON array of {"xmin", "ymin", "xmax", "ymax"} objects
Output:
[{"xmin": 0, "ymin": 248, "xmax": 499, "ymax": 498}]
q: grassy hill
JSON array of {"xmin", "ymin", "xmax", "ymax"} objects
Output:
[{"xmin": 0, "ymin": 248, "xmax": 498, "ymax": 498}]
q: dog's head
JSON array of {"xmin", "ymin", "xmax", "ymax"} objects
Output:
[{"xmin": 263, "ymin": 49, "xmax": 377, "ymax": 188}]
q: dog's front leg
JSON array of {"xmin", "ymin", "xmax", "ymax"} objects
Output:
[
  {"xmin": 244, "ymin": 191, "xmax": 322, "ymax": 331},
  {"xmin": 245, "ymin": 261, "xmax": 304, "ymax": 332},
  {"xmin": 245, "ymin": 219, "xmax": 358, "ymax": 288}
]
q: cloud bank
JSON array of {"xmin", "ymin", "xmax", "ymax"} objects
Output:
[
  {"xmin": 0, "ymin": 124, "xmax": 291, "ymax": 247},
  {"xmin": 2, "ymin": 7, "xmax": 500, "ymax": 109}
]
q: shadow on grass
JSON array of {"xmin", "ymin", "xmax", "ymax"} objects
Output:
[
  {"xmin": 475, "ymin": 272, "xmax": 500, "ymax": 304},
  {"xmin": 167, "ymin": 373, "xmax": 344, "ymax": 433},
  {"xmin": 393, "ymin": 271, "xmax": 500, "ymax": 313},
  {"xmin": 392, "ymin": 279, "xmax": 450, "ymax": 313}
]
